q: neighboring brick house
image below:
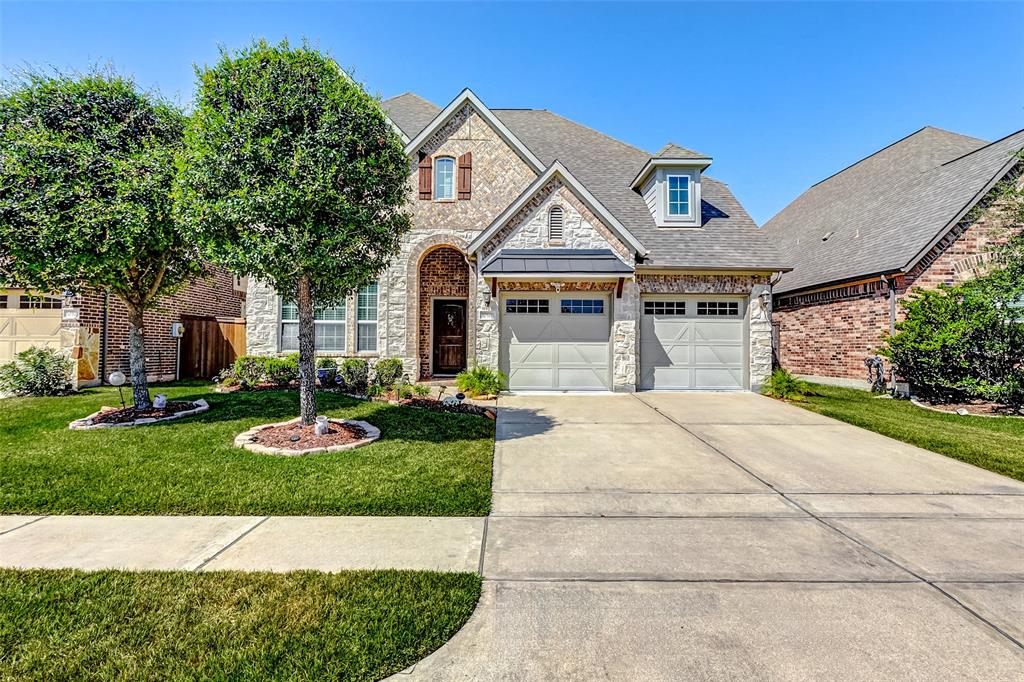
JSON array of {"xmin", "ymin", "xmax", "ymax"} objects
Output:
[
  {"xmin": 246, "ymin": 89, "xmax": 789, "ymax": 392},
  {"xmin": 2, "ymin": 269, "xmax": 246, "ymax": 388},
  {"xmin": 764, "ymin": 126, "xmax": 1024, "ymax": 387}
]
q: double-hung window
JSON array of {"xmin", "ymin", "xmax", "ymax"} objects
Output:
[
  {"xmin": 667, "ymin": 174, "xmax": 690, "ymax": 217},
  {"xmin": 280, "ymin": 300, "xmax": 347, "ymax": 352},
  {"xmin": 357, "ymin": 283, "xmax": 379, "ymax": 352},
  {"xmin": 434, "ymin": 157, "xmax": 455, "ymax": 200}
]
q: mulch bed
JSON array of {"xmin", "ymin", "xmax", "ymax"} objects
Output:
[
  {"xmin": 400, "ymin": 397, "xmax": 496, "ymax": 419},
  {"xmin": 914, "ymin": 398, "xmax": 1023, "ymax": 418},
  {"xmin": 91, "ymin": 402, "xmax": 200, "ymax": 425},
  {"xmin": 249, "ymin": 420, "xmax": 368, "ymax": 451}
]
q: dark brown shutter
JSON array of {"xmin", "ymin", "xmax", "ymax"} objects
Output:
[
  {"xmin": 418, "ymin": 153, "xmax": 432, "ymax": 200},
  {"xmin": 457, "ymin": 151, "xmax": 472, "ymax": 200}
]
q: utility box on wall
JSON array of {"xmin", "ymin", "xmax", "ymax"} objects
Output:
[{"xmin": 170, "ymin": 322, "xmax": 186, "ymax": 338}]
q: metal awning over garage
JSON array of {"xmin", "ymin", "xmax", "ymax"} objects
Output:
[{"xmin": 481, "ymin": 249, "xmax": 634, "ymax": 277}]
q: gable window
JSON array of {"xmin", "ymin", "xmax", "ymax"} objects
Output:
[
  {"xmin": 548, "ymin": 206, "xmax": 564, "ymax": 242},
  {"xmin": 667, "ymin": 175, "xmax": 690, "ymax": 217},
  {"xmin": 357, "ymin": 283, "xmax": 379, "ymax": 352},
  {"xmin": 281, "ymin": 300, "xmax": 346, "ymax": 352},
  {"xmin": 434, "ymin": 157, "xmax": 455, "ymax": 200}
]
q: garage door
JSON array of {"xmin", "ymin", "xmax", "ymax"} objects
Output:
[
  {"xmin": 500, "ymin": 293, "xmax": 611, "ymax": 390},
  {"xmin": 640, "ymin": 296, "xmax": 746, "ymax": 390},
  {"xmin": 0, "ymin": 291, "xmax": 63, "ymax": 363}
]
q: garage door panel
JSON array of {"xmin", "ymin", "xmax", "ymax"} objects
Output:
[
  {"xmin": 694, "ymin": 367, "xmax": 744, "ymax": 389},
  {"xmin": 693, "ymin": 344, "xmax": 743, "ymax": 365},
  {"xmin": 694, "ymin": 321, "xmax": 743, "ymax": 342},
  {"xmin": 502, "ymin": 294, "xmax": 611, "ymax": 391},
  {"xmin": 0, "ymin": 293, "xmax": 64, "ymax": 364},
  {"xmin": 640, "ymin": 296, "xmax": 746, "ymax": 391},
  {"xmin": 510, "ymin": 342, "xmax": 554, "ymax": 365}
]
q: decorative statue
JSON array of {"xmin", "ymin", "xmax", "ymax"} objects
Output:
[{"xmin": 864, "ymin": 355, "xmax": 886, "ymax": 393}]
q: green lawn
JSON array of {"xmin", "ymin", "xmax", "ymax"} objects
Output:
[
  {"xmin": 0, "ymin": 381, "xmax": 493, "ymax": 516},
  {"xmin": 795, "ymin": 383, "xmax": 1024, "ymax": 482},
  {"xmin": 0, "ymin": 568, "xmax": 480, "ymax": 682}
]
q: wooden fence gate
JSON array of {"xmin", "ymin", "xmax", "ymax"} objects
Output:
[{"xmin": 180, "ymin": 316, "xmax": 246, "ymax": 379}]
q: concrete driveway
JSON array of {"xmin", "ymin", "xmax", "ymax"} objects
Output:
[{"xmin": 396, "ymin": 393, "xmax": 1024, "ymax": 680}]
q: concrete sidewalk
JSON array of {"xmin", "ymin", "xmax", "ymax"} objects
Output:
[{"xmin": 0, "ymin": 515, "xmax": 484, "ymax": 573}]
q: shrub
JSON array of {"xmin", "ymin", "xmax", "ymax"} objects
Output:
[
  {"xmin": 264, "ymin": 357, "xmax": 299, "ymax": 386},
  {"xmin": 316, "ymin": 358, "xmax": 338, "ymax": 369},
  {"xmin": 398, "ymin": 383, "xmax": 414, "ymax": 399},
  {"xmin": 373, "ymin": 358, "xmax": 403, "ymax": 387},
  {"xmin": 316, "ymin": 357, "xmax": 337, "ymax": 386},
  {"xmin": 456, "ymin": 366, "xmax": 506, "ymax": 397},
  {"xmin": 0, "ymin": 347, "xmax": 73, "ymax": 396},
  {"xmin": 339, "ymin": 358, "xmax": 369, "ymax": 393},
  {"xmin": 882, "ymin": 269, "xmax": 1024, "ymax": 407},
  {"xmin": 761, "ymin": 368, "xmax": 812, "ymax": 401},
  {"xmin": 366, "ymin": 383, "xmax": 385, "ymax": 398},
  {"xmin": 413, "ymin": 383, "xmax": 431, "ymax": 397},
  {"xmin": 233, "ymin": 355, "xmax": 267, "ymax": 385}
]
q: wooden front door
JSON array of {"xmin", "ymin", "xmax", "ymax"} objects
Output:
[{"xmin": 432, "ymin": 299, "xmax": 467, "ymax": 375}]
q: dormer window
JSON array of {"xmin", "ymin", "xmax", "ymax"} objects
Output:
[
  {"xmin": 548, "ymin": 205, "xmax": 564, "ymax": 242},
  {"xmin": 434, "ymin": 157, "xmax": 455, "ymax": 200},
  {"xmin": 667, "ymin": 175, "xmax": 690, "ymax": 217}
]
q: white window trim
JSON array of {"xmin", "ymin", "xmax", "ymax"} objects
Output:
[
  {"xmin": 653, "ymin": 167, "xmax": 702, "ymax": 228},
  {"xmin": 664, "ymin": 172, "xmax": 694, "ymax": 222},
  {"xmin": 279, "ymin": 298, "xmax": 348, "ymax": 354},
  {"xmin": 433, "ymin": 156, "xmax": 456, "ymax": 202},
  {"xmin": 356, "ymin": 283, "xmax": 379, "ymax": 354}
]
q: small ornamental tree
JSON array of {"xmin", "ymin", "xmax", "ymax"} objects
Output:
[
  {"xmin": 0, "ymin": 71, "xmax": 202, "ymax": 409},
  {"xmin": 177, "ymin": 40, "xmax": 411, "ymax": 424}
]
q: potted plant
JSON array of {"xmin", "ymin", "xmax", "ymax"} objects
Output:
[{"xmin": 316, "ymin": 357, "xmax": 338, "ymax": 386}]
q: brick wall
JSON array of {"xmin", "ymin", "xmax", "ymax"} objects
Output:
[
  {"xmin": 417, "ymin": 246, "xmax": 469, "ymax": 377},
  {"xmin": 64, "ymin": 267, "xmax": 245, "ymax": 384},
  {"xmin": 775, "ymin": 174, "xmax": 1022, "ymax": 382}
]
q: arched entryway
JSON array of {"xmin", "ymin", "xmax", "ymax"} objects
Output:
[{"xmin": 418, "ymin": 246, "xmax": 470, "ymax": 378}]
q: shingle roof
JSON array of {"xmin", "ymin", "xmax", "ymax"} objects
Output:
[
  {"xmin": 382, "ymin": 93, "xmax": 788, "ymax": 271},
  {"xmin": 656, "ymin": 143, "xmax": 707, "ymax": 158},
  {"xmin": 764, "ymin": 126, "xmax": 1024, "ymax": 294},
  {"xmin": 380, "ymin": 92, "xmax": 440, "ymax": 139},
  {"xmin": 481, "ymin": 249, "xmax": 634, "ymax": 276}
]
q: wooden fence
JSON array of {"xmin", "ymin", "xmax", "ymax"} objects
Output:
[{"xmin": 180, "ymin": 316, "xmax": 246, "ymax": 379}]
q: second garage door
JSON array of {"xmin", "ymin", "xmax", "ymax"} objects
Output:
[
  {"xmin": 500, "ymin": 293, "xmax": 611, "ymax": 391},
  {"xmin": 0, "ymin": 291, "xmax": 63, "ymax": 364},
  {"xmin": 640, "ymin": 296, "xmax": 746, "ymax": 390}
]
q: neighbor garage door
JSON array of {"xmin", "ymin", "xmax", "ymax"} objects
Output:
[
  {"xmin": 640, "ymin": 295, "xmax": 746, "ymax": 390},
  {"xmin": 500, "ymin": 293, "xmax": 611, "ymax": 390},
  {"xmin": 0, "ymin": 290, "xmax": 63, "ymax": 363}
]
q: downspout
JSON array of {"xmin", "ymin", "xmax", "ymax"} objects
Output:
[
  {"xmin": 882, "ymin": 274, "xmax": 897, "ymax": 390},
  {"xmin": 99, "ymin": 289, "xmax": 110, "ymax": 383}
]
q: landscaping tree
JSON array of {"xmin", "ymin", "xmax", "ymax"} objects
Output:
[
  {"xmin": 176, "ymin": 40, "xmax": 411, "ymax": 424},
  {"xmin": 0, "ymin": 70, "xmax": 202, "ymax": 409}
]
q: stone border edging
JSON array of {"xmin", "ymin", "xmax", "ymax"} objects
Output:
[
  {"xmin": 69, "ymin": 399, "xmax": 210, "ymax": 430},
  {"xmin": 234, "ymin": 418, "xmax": 381, "ymax": 457},
  {"xmin": 910, "ymin": 397, "xmax": 1023, "ymax": 420}
]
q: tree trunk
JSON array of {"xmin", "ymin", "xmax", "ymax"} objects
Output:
[
  {"xmin": 296, "ymin": 275, "xmax": 317, "ymax": 425},
  {"xmin": 126, "ymin": 305, "xmax": 152, "ymax": 410}
]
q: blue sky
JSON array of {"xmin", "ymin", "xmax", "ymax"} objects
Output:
[{"xmin": 2, "ymin": 1, "xmax": 1021, "ymax": 224}]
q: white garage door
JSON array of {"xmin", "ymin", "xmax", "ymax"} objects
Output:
[
  {"xmin": 500, "ymin": 293, "xmax": 611, "ymax": 391},
  {"xmin": 0, "ymin": 291, "xmax": 63, "ymax": 363},
  {"xmin": 640, "ymin": 296, "xmax": 746, "ymax": 390}
]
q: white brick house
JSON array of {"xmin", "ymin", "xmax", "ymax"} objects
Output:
[{"xmin": 246, "ymin": 89, "xmax": 789, "ymax": 392}]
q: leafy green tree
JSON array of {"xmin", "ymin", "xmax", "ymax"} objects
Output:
[
  {"xmin": 0, "ymin": 71, "xmax": 201, "ymax": 409},
  {"xmin": 177, "ymin": 40, "xmax": 411, "ymax": 424}
]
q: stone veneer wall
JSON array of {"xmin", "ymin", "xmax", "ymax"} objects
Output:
[{"xmin": 637, "ymin": 273, "xmax": 773, "ymax": 389}]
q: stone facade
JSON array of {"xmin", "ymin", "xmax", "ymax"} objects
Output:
[
  {"xmin": 774, "ymin": 175, "xmax": 1023, "ymax": 384},
  {"xmin": 243, "ymin": 97, "xmax": 777, "ymax": 392}
]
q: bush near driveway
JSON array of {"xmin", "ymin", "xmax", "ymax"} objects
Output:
[
  {"xmin": 0, "ymin": 568, "xmax": 480, "ymax": 682},
  {"xmin": 796, "ymin": 383, "xmax": 1024, "ymax": 482},
  {"xmin": 0, "ymin": 381, "xmax": 493, "ymax": 516}
]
